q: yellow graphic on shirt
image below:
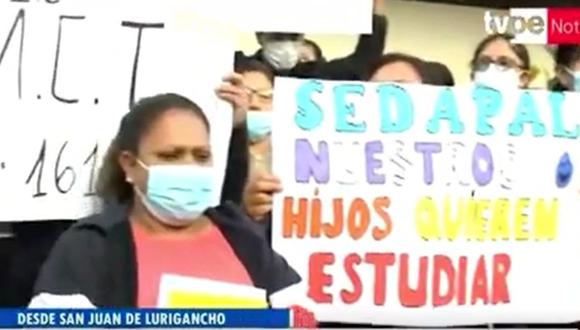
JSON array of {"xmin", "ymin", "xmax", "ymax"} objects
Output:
[
  {"xmin": 157, "ymin": 274, "xmax": 269, "ymax": 309},
  {"xmin": 166, "ymin": 291, "xmax": 268, "ymax": 309}
]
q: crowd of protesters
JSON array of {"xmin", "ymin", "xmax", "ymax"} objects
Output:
[{"xmin": 1, "ymin": 0, "xmax": 579, "ymax": 328}]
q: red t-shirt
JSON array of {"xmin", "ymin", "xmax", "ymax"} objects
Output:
[{"xmin": 131, "ymin": 222, "xmax": 254, "ymax": 307}]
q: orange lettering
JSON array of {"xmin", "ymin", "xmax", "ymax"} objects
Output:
[
  {"xmin": 372, "ymin": 196, "xmax": 392, "ymax": 240},
  {"xmin": 347, "ymin": 198, "xmax": 370, "ymax": 240},
  {"xmin": 282, "ymin": 197, "xmax": 307, "ymax": 238},
  {"xmin": 323, "ymin": 198, "xmax": 344, "ymax": 238}
]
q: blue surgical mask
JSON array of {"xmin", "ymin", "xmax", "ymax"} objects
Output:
[
  {"xmin": 246, "ymin": 111, "xmax": 272, "ymax": 142},
  {"xmin": 134, "ymin": 160, "xmax": 214, "ymax": 227}
]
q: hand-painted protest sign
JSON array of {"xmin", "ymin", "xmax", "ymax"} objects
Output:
[
  {"xmin": 271, "ymin": 77, "xmax": 580, "ymax": 326},
  {"xmin": 0, "ymin": 0, "xmax": 235, "ymax": 220}
]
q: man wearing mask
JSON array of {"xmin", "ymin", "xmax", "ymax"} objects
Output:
[
  {"xmin": 235, "ymin": 0, "xmax": 387, "ymax": 81},
  {"xmin": 550, "ymin": 45, "xmax": 580, "ymax": 92}
]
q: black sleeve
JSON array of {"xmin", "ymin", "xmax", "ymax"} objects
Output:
[
  {"xmin": 349, "ymin": 14, "xmax": 388, "ymax": 66},
  {"xmin": 234, "ymin": 51, "xmax": 248, "ymax": 67},
  {"xmin": 33, "ymin": 228, "xmax": 104, "ymax": 304},
  {"xmin": 316, "ymin": 14, "xmax": 388, "ymax": 80},
  {"xmin": 220, "ymin": 126, "xmax": 249, "ymax": 205},
  {"xmin": 265, "ymin": 246, "xmax": 301, "ymax": 295},
  {"xmin": 6, "ymin": 221, "xmax": 73, "ymax": 306}
]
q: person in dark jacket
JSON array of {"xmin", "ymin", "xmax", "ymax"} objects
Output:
[
  {"xmin": 31, "ymin": 92, "xmax": 300, "ymax": 308},
  {"xmin": 550, "ymin": 45, "xmax": 580, "ymax": 92},
  {"xmin": 235, "ymin": 2, "xmax": 388, "ymax": 81},
  {"xmin": 4, "ymin": 221, "xmax": 74, "ymax": 307},
  {"xmin": 4, "ymin": 74, "xmax": 252, "ymax": 307}
]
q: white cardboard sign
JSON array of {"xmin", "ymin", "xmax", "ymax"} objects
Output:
[
  {"xmin": 0, "ymin": 1, "xmax": 235, "ymax": 220},
  {"xmin": 175, "ymin": 0, "xmax": 373, "ymax": 34}
]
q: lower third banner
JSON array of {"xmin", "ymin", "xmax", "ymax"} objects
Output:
[{"xmin": 0, "ymin": 309, "xmax": 290, "ymax": 328}]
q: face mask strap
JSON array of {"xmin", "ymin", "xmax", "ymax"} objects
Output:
[
  {"xmin": 136, "ymin": 159, "xmax": 149, "ymax": 170},
  {"xmin": 558, "ymin": 66, "xmax": 580, "ymax": 90},
  {"xmin": 125, "ymin": 159, "xmax": 148, "ymax": 187}
]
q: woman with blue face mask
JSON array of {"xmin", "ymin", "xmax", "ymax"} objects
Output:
[
  {"xmin": 470, "ymin": 34, "xmax": 531, "ymax": 90},
  {"xmin": 29, "ymin": 91, "xmax": 307, "ymax": 314},
  {"xmin": 551, "ymin": 45, "xmax": 580, "ymax": 92}
]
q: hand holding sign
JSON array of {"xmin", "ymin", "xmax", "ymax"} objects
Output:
[
  {"xmin": 215, "ymin": 73, "xmax": 249, "ymax": 128},
  {"xmin": 242, "ymin": 173, "xmax": 283, "ymax": 221}
]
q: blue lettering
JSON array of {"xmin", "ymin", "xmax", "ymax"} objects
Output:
[
  {"xmin": 508, "ymin": 92, "xmax": 546, "ymax": 137},
  {"xmin": 334, "ymin": 83, "xmax": 366, "ymax": 133},
  {"xmin": 549, "ymin": 92, "xmax": 580, "ymax": 139},
  {"xmin": 377, "ymin": 84, "xmax": 414, "ymax": 133},
  {"xmin": 473, "ymin": 86, "xmax": 502, "ymax": 136},
  {"xmin": 295, "ymin": 80, "xmax": 324, "ymax": 131},
  {"xmin": 426, "ymin": 88, "xmax": 464, "ymax": 134}
]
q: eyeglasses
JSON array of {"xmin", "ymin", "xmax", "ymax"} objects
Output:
[
  {"xmin": 472, "ymin": 56, "xmax": 524, "ymax": 72},
  {"xmin": 243, "ymin": 86, "xmax": 273, "ymax": 105}
]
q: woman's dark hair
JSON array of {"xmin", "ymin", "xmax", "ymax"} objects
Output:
[
  {"xmin": 255, "ymin": 32, "xmax": 303, "ymax": 44},
  {"xmin": 235, "ymin": 59, "xmax": 275, "ymax": 85},
  {"xmin": 470, "ymin": 34, "xmax": 530, "ymax": 71},
  {"xmin": 424, "ymin": 61, "xmax": 455, "ymax": 86},
  {"xmin": 554, "ymin": 45, "xmax": 580, "ymax": 67},
  {"xmin": 367, "ymin": 52, "xmax": 428, "ymax": 82},
  {"xmin": 303, "ymin": 39, "xmax": 324, "ymax": 62},
  {"xmin": 96, "ymin": 93, "xmax": 209, "ymax": 203}
]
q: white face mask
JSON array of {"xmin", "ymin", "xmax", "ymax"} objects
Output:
[
  {"xmin": 564, "ymin": 67, "xmax": 580, "ymax": 91},
  {"xmin": 262, "ymin": 41, "xmax": 299, "ymax": 70},
  {"xmin": 473, "ymin": 64, "xmax": 520, "ymax": 90}
]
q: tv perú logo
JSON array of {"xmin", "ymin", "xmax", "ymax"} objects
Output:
[
  {"xmin": 484, "ymin": 10, "xmax": 580, "ymax": 44},
  {"xmin": 484, "ymin": 11, "xmax": 545, "ymax": 35}
]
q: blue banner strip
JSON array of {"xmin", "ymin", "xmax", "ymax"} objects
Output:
[{"xmin": 0, "ymin": 309, "xmax": 290, "ymax": 328}]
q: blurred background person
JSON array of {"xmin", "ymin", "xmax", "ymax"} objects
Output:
[
  {"xmin": 549, "ymin": 45, "xmax": 580, "ymax": 92},
  {"xmin": 235, "ymin": 60, "xmax": 281, "ymax": 243},
  {"xmin": 298, "ymin": 39, "xmax": 324, "ymax": 64},
  {"xmin": 424, "ymin": 61, "xmax": 455, "ymax": 86},
  {"xmin": 235, "ymin": 0, "xmax": 388, "ymax": 80},
  {"xmin": 236, "ymin": 59, "xmax": 275, "ymax": 171},
  {"xmin": 469, "ymin": 34, "xmax": 531, "ymax": 89},
  {"xmin": 368, "ymin": 52, "xmax": 429, "ymax": 83}
]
